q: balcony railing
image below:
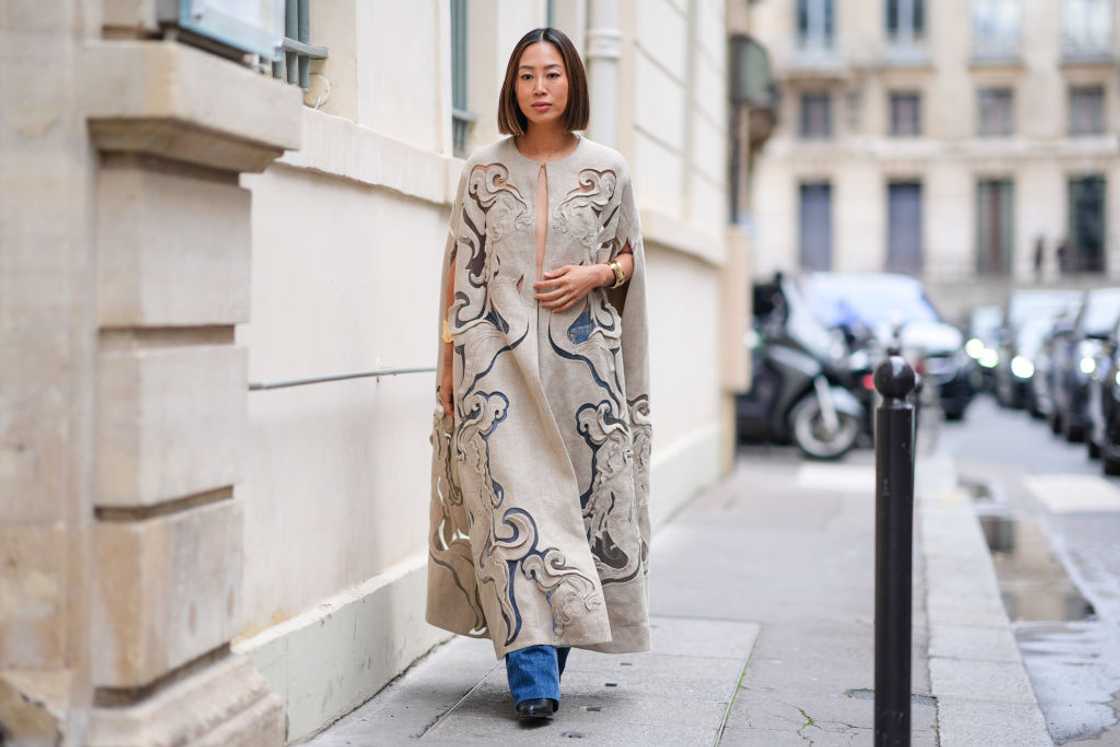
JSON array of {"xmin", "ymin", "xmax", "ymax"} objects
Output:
[{"xmin": 272, "ymin": 0, "xmax": 328, "ymax": 89}]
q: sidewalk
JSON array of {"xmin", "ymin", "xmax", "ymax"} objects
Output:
[{"xmin": 302, "ymin": 445, "xmax": 1044, "ymax": 745}]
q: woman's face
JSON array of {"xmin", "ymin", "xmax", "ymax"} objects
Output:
[{"xmin": 515, "ymin": 41, "xmax": 569, "ymax": 130}]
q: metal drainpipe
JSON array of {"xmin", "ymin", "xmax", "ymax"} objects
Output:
[{"xmin": 586, "ymin": 0, "xmax": 621, "ymax": 147}]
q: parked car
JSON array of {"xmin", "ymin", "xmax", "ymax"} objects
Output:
[
  {"xmin": 799, "ymin": 272, "xmax": 973, "ymax": 420},
  {"xmin": 1024, "ymin": 311, "xmax": 1068, "ymax": 419},
  {"xmin": 995, "ymin": 315, "xmax": 1059, "ymax": 411},
  {"xmin": 994, "ymin": 290, "xmax": 1082, "ymax": 409},
  {"xmin": 1050, "ymin": 288, "xmax": 1120, "ymax": 443},
  {"xmin": 737, "ymin": 274, "xmax": 867, "ymax": 460},
  {"xmin": 1085, "ymin": 307, "xmax": 1120, "ymax": 473},
  {"xmin": 1086, "ymin": 323, "xmax": 1120, "ymax": 470},
  {"xmin": 1036, "ymin": 310, "xmax": 1078, "ymax": 426},
  {"xmin": 964, "ymin": 304, "xmax": 1004, "ymax": 391}
]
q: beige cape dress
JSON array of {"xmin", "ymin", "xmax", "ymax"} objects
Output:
[{"xmin": 426, "ymin": 133, "xmax": 652, "ymax": 658}]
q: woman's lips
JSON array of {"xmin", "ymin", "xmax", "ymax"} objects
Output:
[{"xmin": 532, "ymin": 103, "xmax": 551, "ymax": 110}]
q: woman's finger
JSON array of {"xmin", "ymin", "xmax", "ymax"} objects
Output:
[
  {"xmin": 533, "ymin": 276, "xmax": 564, "ymax": 290},
  {"xmin": 536, "ymin": 286, "xmax": 569, "ymax": 301},
  {"xmin": 543, "ymin": 294, "xmax": 568, "ymax": 310},
  {"xmin": 543, "ymin": 265, "xmax": 571, "ymax": 278}
]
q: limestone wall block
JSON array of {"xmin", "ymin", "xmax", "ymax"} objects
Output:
[
  {"xmin": 0, "ymin": 670, "xmax": 69, "ymax": 747},
  {"xmin": 97, "ymin": 155, "xmax": 251, "ymax": 327},
  {"xmin": 88, "ymin": 654, "xmax": 283, "ymax": 746},
  {"xmin": 83, "ymin": 40, "xmax": 302, "ymax": 173},
  {"xmin": 0, "ymin": 525, "xmax": 67, "ymax": 669},
  {"xmin": 96, "ymin": 344, "xmax": 246, "ymax": 507},
  {"xmin": 92, "ymin": 499, "xmax": 243, "ymax": 688},
  {"xmin": 101, "ymin": 0, "xmax": 160, "ymax": 34}
]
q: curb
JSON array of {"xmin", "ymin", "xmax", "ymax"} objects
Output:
[{"xmin": 915, "ymin": 450, "xmax": 1053, "ymax": 746}]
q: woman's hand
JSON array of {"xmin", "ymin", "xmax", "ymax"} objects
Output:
[{"xmin": 534, "ymin": 264, "xmax": 610, "ymax": 312}]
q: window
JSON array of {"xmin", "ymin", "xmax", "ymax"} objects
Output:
[
  {"xmin": 797, "ymin": 0, "xmax": 835, "ymax": 51},
  {"xmin": 890, "ymin": 92, "xmax": 921, "ymax": 136},
  {"xmin": 158, "ymin": 0, "xmax": 281, "ymax": 60},
  {"xmin": 978, "ymin": 88, "xmax": 1014, "ymax": 136},
  {"xmin": 977, "ymin": 179, "xmax": 1014, "ymax": 274},
  {"xmin": 800, "ymin": 183, "xmax": 833, "ymax": 271},
  {"xmin": 1069, "ymin": 85, "xmax": 1105, "ymax": 136},
  {"xmin": 1067, "ymin": 176, "xmax": 1107, "ymax": 273},
  {"xmin": 450, "ymin": 0, "xmax": 475, "ymax": 158},
  {"xmin": 886, "ymin": 0, "xmax": 925, "ymax": 44},
  {"xmin": 800, "ymin": 93, "xmax": 833, "ymax": 138},
  {"xmin": 972, "ymin": 0, "xmax": 1021, "ymax": 60},
  {"xmin": 887, "ymin": 182, "xmax": 923, "ymax": 275},
  {"xmin": 273, "ymin": 0, "xmax": 329, "ymax": 90},
  {"xmin": 1063, "ymin": 0, "xmax": 1113, "ymax": 59}
]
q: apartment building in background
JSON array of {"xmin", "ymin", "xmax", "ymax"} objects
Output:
[{"xmin": 747, "ymin": 0, "xmax": 1120, "ymax": 316}]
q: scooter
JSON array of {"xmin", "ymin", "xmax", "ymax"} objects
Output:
[{"xmin": 736, "ymin": 275, "xmax": 866, "ymax": 460}]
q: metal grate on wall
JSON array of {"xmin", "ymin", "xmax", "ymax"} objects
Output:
[{"xmin": 273, "ymin": 0, "xmax": 328, "ymax": 89}]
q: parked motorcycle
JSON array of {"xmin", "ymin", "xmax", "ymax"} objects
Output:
[{"xmin": 736, "ymin": 274, "xmax": 865, "ymax": 460}]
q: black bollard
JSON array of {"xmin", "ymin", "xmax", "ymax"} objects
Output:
[{"xmin": 873, "ymin": 354, "xmax": 917, "ymax": 746}]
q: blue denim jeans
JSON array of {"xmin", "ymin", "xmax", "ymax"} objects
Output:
[{"xmin": 504, "ymin": 645, "xmax": 571, "ymax": 704}]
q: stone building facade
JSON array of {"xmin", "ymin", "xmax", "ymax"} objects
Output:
[
  {"xmin": 0, "ymin": 1, "xmax": 750, "ymax": 743},
  {"xmin": 747, "ymin": 0, "xmax": 1120, "ymax": 317}
]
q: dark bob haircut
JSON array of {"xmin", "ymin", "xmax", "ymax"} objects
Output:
[{"xmin": 497, "ymin": 27, "xmax": 590, "ymax": 136}]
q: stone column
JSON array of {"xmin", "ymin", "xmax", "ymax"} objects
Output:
[{"xmin": 0, "ymin": 4, "xmax": 302, "ymax": 744}]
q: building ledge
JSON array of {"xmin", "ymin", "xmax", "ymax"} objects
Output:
[
  {"xmin": 82, "ymin": 40, "xmax": 303, "ymax": 173},
  {"xmin": 969, "ymin": 54, "xmax": 1024, "ymax": 71},
  {"xmin": 1060, "ymin": 51, "xmax": 1116, "ymax": 68},
  {"xmin": 879, "ymin": 45, "xmax": 933, "ymax": 71},
  {"xmin": 276, "ymin": 108, "xmax": 457, "ymax": 206}
]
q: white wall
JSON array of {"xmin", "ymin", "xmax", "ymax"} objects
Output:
[{"xmin": 236, "ymin": 165, "xmax": 447, "ymax": 635}]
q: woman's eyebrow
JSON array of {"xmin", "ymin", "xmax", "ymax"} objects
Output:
[{"xmin": 518, "ymin": 63, "xmax": 563, "ymax": 71}]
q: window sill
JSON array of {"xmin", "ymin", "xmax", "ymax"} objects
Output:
[
  {"xmin": 783, "ymin": 46, "xmax": 847, "ymax": 79},
  {"xmin": 969, "ymin": 54, "xmax": 1024, "ymax": 71},
  {"xmin": 881, "ymin": 44, "xmax": 932, "ymax": 70},
  {"xmin": 1060, "ymin": 51, "xmax": 1116, "ymax": 68}
]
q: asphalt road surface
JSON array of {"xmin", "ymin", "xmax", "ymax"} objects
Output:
[{"xmin": 942, "ymin": 394, "xmax": 1120, "ymax": 745}]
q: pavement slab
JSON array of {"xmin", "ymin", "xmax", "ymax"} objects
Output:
[{"xmin": 302, "ymin": 617, "xmax": 758, "ymax": 745}]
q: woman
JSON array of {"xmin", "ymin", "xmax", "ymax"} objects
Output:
[{"xmin": 426, "ymin": 27, "xmax": 652, "ymax": 722}]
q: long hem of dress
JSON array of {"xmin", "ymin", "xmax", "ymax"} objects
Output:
[
  {"xmin": 579, "ymin": 622, "xmax": 650, "ymax": 654},
  {"xmin": 426, "ymin": 612, "xmax": 617, "ymax": 658}
]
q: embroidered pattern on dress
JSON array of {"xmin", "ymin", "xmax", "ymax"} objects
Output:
[
  {"xmin": 445, "ymin": 161, "xmax": 602, "ymax": 646},
  {"xmin": 553, "ymin": 169, "xmax": 619, "ymax": 251}
]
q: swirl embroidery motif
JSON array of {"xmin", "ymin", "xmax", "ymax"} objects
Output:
[{"xmin": 553, "ymin": 169, "xmax": 619, "ymax": 252}]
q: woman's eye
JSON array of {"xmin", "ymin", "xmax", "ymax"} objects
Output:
[{"xmin": 548, "ymin": 73, "xmax": 560, "ymax": 79}]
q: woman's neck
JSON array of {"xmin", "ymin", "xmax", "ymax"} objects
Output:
[{"xmin": 515, "ymin": 125, "xmax": 578, "ymax": 161}]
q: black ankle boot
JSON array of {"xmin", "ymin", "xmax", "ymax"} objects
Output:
[{"xmin": 515, "ymin": 697, "xmax": 558, "ymax": 720}]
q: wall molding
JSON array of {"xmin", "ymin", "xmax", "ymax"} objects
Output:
[{"xmin": 276, "ymin": 108, "xmax": 462, "ymax": 206}]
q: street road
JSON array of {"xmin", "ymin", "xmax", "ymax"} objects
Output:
[{"xmin": 942, "ymin": 395, "xmax": 1120, "ymax": 745}]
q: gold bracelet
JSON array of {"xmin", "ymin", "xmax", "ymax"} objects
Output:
[
  {"xmin": 441, "ymin": 318, "xmax": 453, "ymax": 344},
  {"xmin": 608, "ymin": 259, "xmax": 626, "ymax": 289}
]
